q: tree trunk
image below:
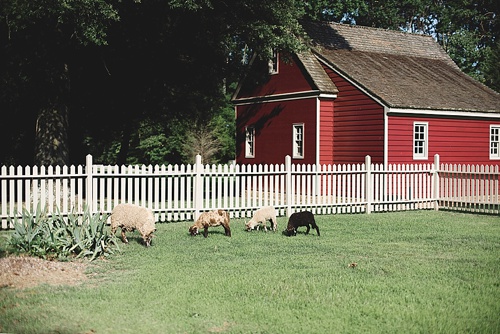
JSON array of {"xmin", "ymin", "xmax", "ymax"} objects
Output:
[{"xmin": 34, "ymin": 63, "xmax": 70, "ymax": 166}]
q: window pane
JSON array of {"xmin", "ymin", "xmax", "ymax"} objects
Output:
[
  {"xmin": 246, "ymin": 127, "xmax": 254, "ymax": 157},
  {"xmin": 491, "ymin": 126, "xmax": 500, "ymax": 159},
  {"xmin": 293, "ymin": 124, "xmax": 304, "ymax": 158},
  {"xmin": 413, "ymin": 123, "xmax": 427, "ymax": 159}
]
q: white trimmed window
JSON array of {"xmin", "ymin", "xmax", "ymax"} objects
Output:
[
  {"xmin": 293, "ymin": 123, "xmax": 304, "ymax": 159},
  {"xmin": 268, "ymin": 49, "xmax": 278, "ymax": 74},
  {"xmin": 413, "ymin": 122, "xmax": 428, "ymax": 160},
  {"xmin": 490, "ymin": 125, "xmax": 500, "ymax": 159},
  {"xmin": 245, "ymin": 126, "xmax": 255, "ymax": 158}
]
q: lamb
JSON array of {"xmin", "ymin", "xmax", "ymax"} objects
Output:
[
  {"xmin": 245, "ymin": 206, "xmax": 277, "ymax": 232},
  {"xmin": 110, "ymin": 203, "xmax": 156, "ymax": 247},
  {"xmin": 283, "ymin": 211, "xmax": 320, "ymax": 236},
  {"xmin": 189, "ymin": 209, "xmax": 231, "ymax": 238}
]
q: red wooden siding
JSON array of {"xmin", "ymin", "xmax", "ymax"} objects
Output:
[
  {"xmin": 236, "ymin": 98, "xmax": 317, "ymax": 165},
  {"xmin": 236, "ymin": 55, "xmax": 316, "ymax": 99},
  {"xmin": 319, "ymin": 98, "xmax": 334, "ymax": 165},
  {"xmin": 388, "ymin": 116, "xmax": 499, "ymax": 165},
  {"xmin": 322, "ymin": 64, "xmax": 385, "ymax": 164}
]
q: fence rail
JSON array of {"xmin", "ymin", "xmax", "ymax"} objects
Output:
[{"xmin": 1, "ymin": 154, "xmax": 499, "ymax": 229}]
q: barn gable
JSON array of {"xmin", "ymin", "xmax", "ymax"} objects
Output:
[
  {"xmin": 233, "ymin": 51, "xmax": 338, "ymax": 102},
  {"xmin": 233, "ymin": 52, "xmax": 338, "ymax": 165}
]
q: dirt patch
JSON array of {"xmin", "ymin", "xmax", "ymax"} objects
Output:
[{"xmin": 0, "ymin": 255, "xmax": 89, "ymax": 289}]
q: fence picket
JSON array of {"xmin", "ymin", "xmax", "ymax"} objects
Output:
[{"xmin": 1, "ymin": 154, "xmax": 499, "ymax": 228}]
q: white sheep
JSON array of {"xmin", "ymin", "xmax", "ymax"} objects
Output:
[
  {"xmin": 245, "ymin": 206, "xmax": 277, "ymax": 232},
  {"xmin": 110, "ymin": 203, "xmax": 156, "ymax": 247}
]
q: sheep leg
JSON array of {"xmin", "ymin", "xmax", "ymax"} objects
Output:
[
  {"xmin": 311, "ymin": 221, "xmax": 320, "ymax": 236},
  {"xmin": 203, "ymin": 226, "xmax": 209, "ymax": 238},
  {"xmin": 223, "ymin": 224, "xmax": 231, "ymax": 237},
  {"xmin": 305, "ymin": 225, "xmax": 311, "ymax": 234},
  {"xmin": 120, "ymin": 230, "xmax": 129, "ymax": 244},
  {"xmin": 271, "ymin": 218, "xmax": 277, "ymax": 231}
]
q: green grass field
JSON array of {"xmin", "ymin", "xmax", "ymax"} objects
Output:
[{"xmin": 1, "ymin": 210, "xmax": 499, "ymax": 334}]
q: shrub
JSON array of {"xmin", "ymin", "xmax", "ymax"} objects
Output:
[{"xmin": 8, "ymin": 205, "xmax": 120, "ymax": 261}]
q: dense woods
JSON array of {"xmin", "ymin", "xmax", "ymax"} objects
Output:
[{"xmin": 1, "ymin": 0, "xmax": 498, "ymax": 166}]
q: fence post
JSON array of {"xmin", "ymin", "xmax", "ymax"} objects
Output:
[
  {"xmin": 285, "ymin": 155, "xmax": 292, "ymax": 217},
  {"xmin": 194, "ymin": 154, "xmax": 203, "ymax": 221},
  {"xmin": 85, "ymin": 154, "xmax": 94, "ymax": 214},
  {"xmin": 433, "ymin": 154, "xmax": 440, "ymax": 211},
  {"xmin": 365, "ymin": 155, "xmax": 372, "ymax": 214}
]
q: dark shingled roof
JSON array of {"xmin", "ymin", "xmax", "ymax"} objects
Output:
[
  {"xmin": 302, "ymin": 21, "xmax": 500, "ymax": 113},
  {"xmin": 296, "ymin": 51, "xmax": 339, "ymax": 95}
]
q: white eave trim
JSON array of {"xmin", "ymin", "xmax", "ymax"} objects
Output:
[
  {"xmin": 233, "ymin": 90, "xmax": 337, "ymax": 106},
  {"xmin": 388, "ymin": 107, "xmax": 500, "ymax": 119},
  {"xmin": 318, "ymin": 93, "xmax": 338, "ymax": 99}
]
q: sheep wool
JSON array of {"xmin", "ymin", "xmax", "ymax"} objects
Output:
[
  {"xmin": 189, "ymin": 209, "xmax": 231, "ymax": 238},
  {"xmin": 284, "ymin": 211, "xmax": 320, "ymax": 236},
  {"xmin": 245, "ymin": 206, "xmax": 277, "ymax": 231},
  {"xmin": 110, "ymin": 203, "xmax": 156, "ymax": 247}
]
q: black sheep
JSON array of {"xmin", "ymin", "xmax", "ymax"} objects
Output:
[{"xmin": 283, "ymin": 211, "xmax": 320, "ymax": 236}]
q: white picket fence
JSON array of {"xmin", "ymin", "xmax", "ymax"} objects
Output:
[{"xmin": 1, "ymin": 154, "xmax": 499, "ymax": 229}]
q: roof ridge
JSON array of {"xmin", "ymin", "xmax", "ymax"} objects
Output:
[
  {"xmin": 303, "ymin": 20, "xmax": 457, "ymax": 67},
  {"xmin": 324, "ymin": 21, "xmax": 434, "ymax": 39}
]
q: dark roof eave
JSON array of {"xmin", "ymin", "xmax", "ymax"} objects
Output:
[{"xmin": 295, "ymin": 52, "xmax": 339, "ymax": 94}]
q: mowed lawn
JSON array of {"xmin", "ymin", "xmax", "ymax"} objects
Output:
[{"xmin": 0, "ymin": 210, "xmax": 499, "ymax": 334}]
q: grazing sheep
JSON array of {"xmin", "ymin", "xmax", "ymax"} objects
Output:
[
  {"xmin": 283, "ymin": 211, "xmax": 320, "ymax": 236},
  {"xmin": 245, "ymin": 206, "xmax": 277, "ymax": 232},
  {"xmin": 110, "ymin": 203, "xmax": 156, "ymax": 247},
  {"xmin": 189, "ymin": 209, "xmax": 231, "ymax": 238}
]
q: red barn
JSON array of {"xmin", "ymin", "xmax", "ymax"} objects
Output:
[{"xmin": 232, "ymin": 21, "xmax": 500, "ymax": 166}]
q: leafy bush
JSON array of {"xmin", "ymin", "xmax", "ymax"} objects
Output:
[{"xmin": 8, "ymin": 205, "xmax": 120, "ymax": 261}]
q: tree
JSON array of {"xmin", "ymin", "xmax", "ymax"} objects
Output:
[
  {"xmin": 483, "ymin": 41, "xmax": 500, "ymax": 92},
  {"xmin": 73, "ymin": 0, "xmax": 308, "ymax": 165},
  {"xmin": 0, "ymin": 0, "xmax": 118, "ymax": 166},
  {"xmin": 435, "ymin": 0, "xmax": 499, "ymax": 88},
  {"xmin": 181, "ymin": 125, "xmax": 221, "ymax": 164},
  {"xmin": 0, "ymin": 0, "xmax": 311, "ymax": 166}
]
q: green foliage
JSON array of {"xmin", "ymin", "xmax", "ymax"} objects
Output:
[
  {"xmin": 210, "ymin": 102, "xmax": 236, "ymax": 164},
  {"xmin": 434, "ymin": 0, "xmax": 499, "ymax": 87},
  {"xmin": 8, "ymin": 206, "xmax": 119, "ymax": 261},
  {"xmin": 1, "ymin": 0, "xmax": 119, "ymax": 166},
  {"xmin": 135, "ymin": 119, "xmax": 172, "ymax": 165},
  {"xmin": 2, "ymin": 0, "xmax": 119, "ymax": 46},
  {"xmin": 56, "ymin": 0, "xmax": 307, "ymax": 166},
  {"xmin": 483, "ymin": 41, "xmax": 500, "ymax": 92},
  {"xmin": 445, "ymin": 28, "xmax": 488, "ymax": 82}
]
